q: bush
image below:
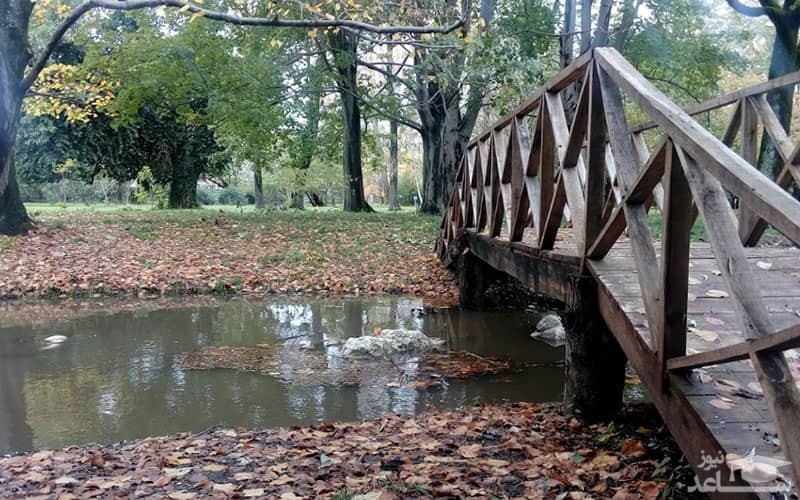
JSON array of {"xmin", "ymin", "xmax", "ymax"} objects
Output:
[
  {"xmin": 196, "ymin": 187, "xmax": 218, "ymax": 205},
  {"xmin": 397, "ymin": 173, "xmax": 418, "ymax": 206},
  {"xmin": 217, "ymin": 186, "xmax": 248, "ymax": 205}
]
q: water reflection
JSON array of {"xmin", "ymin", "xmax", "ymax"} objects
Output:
[{"xmin": 0, "ymin": 298, "xmax": 564, "ymax": 454}]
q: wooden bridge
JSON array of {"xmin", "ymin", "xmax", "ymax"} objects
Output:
[{"xmin": 436, "ymin": 48, "xmax": 800, "ymax": 498}]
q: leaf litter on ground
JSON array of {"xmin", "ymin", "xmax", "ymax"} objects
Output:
[
  {"xmin": 0, "ymin": 403, "xmax": 701, "ymax": 499},
  {"xmin": 0, "ymin": 209, "xmax": 458, "ymax": 303}
]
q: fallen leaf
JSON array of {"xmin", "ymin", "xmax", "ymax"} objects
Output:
[
  {"xmin": 694, "ymin": 330, "xmax": 719, "ymax": 342},
  {"xmin": 620, "ymin": 440, "xmax": 646, "ymax": 457},
  {"xmin": 54, "ymin": 476, "xmax": 79, "ymax": 486},
  {"xmin": 710, "ymin": 398, "xmax": 735, "ymax": 410},
  {"xmin": 457, "ymin": 444, "xmax": 482, "ymax": 458}
]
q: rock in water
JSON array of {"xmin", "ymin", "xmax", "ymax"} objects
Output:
[
  {"xmin": 342, "ymin": 329, "xmax": 444, "ymax": 358},
  {"xmin": 44, "ymin": 335, "xmax": 68, "ymax": 344},
  {"xmin": 530, "ymin": 314, "xmax": 566, "ymax": 347}
]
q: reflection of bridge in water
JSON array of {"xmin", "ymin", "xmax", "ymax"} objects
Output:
[{"xmin": 437, "ymin": 47, "xmax": 800, "ymax": 497}]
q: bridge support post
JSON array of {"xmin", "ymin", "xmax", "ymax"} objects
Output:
[
  {"xmin": 564, "ymin": 283, "xmax": 627, "ymax": 423},
  {"xmin": 457, "ymin": 251, "xmax": 532, "ymax": 309}
]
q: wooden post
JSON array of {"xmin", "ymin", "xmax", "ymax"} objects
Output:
[{"xmin": 564, "ymin": 280, "xmax": 628, "ymax": 423}]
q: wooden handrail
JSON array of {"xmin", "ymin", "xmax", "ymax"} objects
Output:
[{"xmin": 630, "ymin": 67, "xmax": 800, "ymax": 133}]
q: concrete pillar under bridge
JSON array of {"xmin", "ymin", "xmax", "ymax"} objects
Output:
[{"xmin": 454, "ymin": 248, "xmax": 627, "ymax": 423}]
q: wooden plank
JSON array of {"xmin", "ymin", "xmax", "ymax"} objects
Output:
[
  {"xmin": 658, "ymin": 141, "xmax": 692, "ymax": 390},
  {"xmin": 721, "ymin": 99, "xmax": 742, "ymax": 147},
  {"xmin": 495, "ymin": 128, "xmax": 514, "ymax": 233},
  {"xmin": 604, "ymin": 144, "xmax": 622, "ymax": 203},
  {"xmin": 470, "ymin": 50, "xmax": 593, "ymax": 147},
  {"xmin": 737, "ymin": 98, "xmax": 759, "ymax": 245},
  {"xmin": 538, "ymin": 100, "xmax": 558, "ymax": 247},
  {"xmin": 545, "ymin": 91, "xmax": 587, "ymax": 254},
  {"xmin": 630, "ymin": 67, "xmax": 800, "ymax": 133},
  {"xmin": 674, "ymin": 144, "xmax": 800, "ymax": 488},
  {"xmin": 540, "ymin": 174, "xmax": 567, "ymax": 250},
  {"xmin": 479, "ymin": 138, "xmax": 495, "ymax": 235},
  {"xmin": 631, "ymin": 133, "xmax": 665, "ymax": 211},
  {"xmin": 563, "ymin": 66, "xmax": 592, "ymax": 170},
  {"xmin": 668, "ymin": 323, "xmax": 800, "ymax": 371},
  {"xmin": 595, "ymin": 65, "xmax": 661, "ymax": 349},
  {"xmin": 525, "ymin": 113, "xmax": 544, "ymax": 235},
  {"xmin": 509, "ymin": 119, "xmax": 531, "ymax": 242},
  {"xmin": 583, "ymin": 64, "xmax": 607, "ymax": 260},
  {"xmin": 596, "ymin": 47, "xmax": 800, "ymax": 247},
  {"xmin": 627, "ymin": 137, "xmax": 667, "ymax": 205},
  {"xmin": 750, "ymin": 94, "xmax": 794, "ymax": 161},
  {"xmin": 488, "ymin": 136, "xmax": 504, "ymax": 238}
]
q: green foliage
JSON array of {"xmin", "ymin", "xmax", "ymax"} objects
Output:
[
  {"xmin": 217, "ymin": 186, "xmax": 248, "ymax": 206},
  {"xmin": 397, "ymin": 173, "xmax": 418, "ymax": 206},
  {"xmin": 133, "ymin": 166, "xmax": 168, "ymax": 208},
  {"xmin": 623, "ymin": 0, "xmax": 747, "ymax": 105},
  {"xmin": 196, "ymin": 187, "xmax": 218, "ymax": 205}
]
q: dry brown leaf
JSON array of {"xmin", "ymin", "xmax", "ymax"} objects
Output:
[{"xmin": 710, "ymin": 398, "xmax": 735, "ymax": 410}]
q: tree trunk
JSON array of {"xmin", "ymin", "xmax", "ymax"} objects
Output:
[
  {"xmin": 759, "ymin": 17, "xmax": 800, "ymax": 180},
  {"xmin": 420, "ymin": 121, "xmax": 445, "ymax": 214},
  {"xmin": 168, "ymin": 160, "xmax": 200, "ymax": 209},
  {"xmin": 253, "ymin": 167, "xmax": 264, "ymax": 209},
  {"xmin": 290, "ymin": 190, "xmax": 304, "ymax": 209},
  {"xmin": 306, "ymin": 192, "xmax": 324, "ymax": 207},
  {"xmin": 561, "ymin": 0, "xmax": 577, "ymax": 67},
  {"xmin": 387, "ymin": 119, "xmax": 400, "ymax": 210},
  {"xmin": 0, "ymin": 2, "xmax": 35, "ymax": 235},
  {"xmin": 329, "ymin": 30, "xmax": 373, "ymax": 213}
]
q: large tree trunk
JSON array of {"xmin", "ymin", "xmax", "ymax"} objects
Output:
[
  {"xmin": 387, "ymin": 119, "xmax": 400, "ymax": 210},
  {"xmin": 0, "ymin": 2, "xmax": 35, "ymax": 235},
  {"xmin": 329, "ymin": 30, "xmax": 372, "ymax": 213},
  {"xmin": 759, "ymin": 17, "xmax": 800, "ymax": 179},
  {"xmin": 168, "ymin": 158, "xmax": 200, "ymax": 208},
  {"xmin": 253, "ymin": 167, "xmax": 264, "ymax": 209},
  {"xmin": 419, "ymin": 116, "xmax": 445, "ymax": 214}
]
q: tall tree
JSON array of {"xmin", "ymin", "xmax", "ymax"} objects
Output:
[
  {"xmin": 0, "ymin": 0, "xmax": 463, "ymax": 235},
  {"xmin": 327, "ymin": 29, "xmax": 373, "ymax": 212},
  {"xmin": 726, "ymin": 0, "xmax": 800, "ymax": 179}
]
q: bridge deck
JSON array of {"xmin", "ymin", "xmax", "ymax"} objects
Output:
[{"xmin": 593, "ymin": 241, "xmax": 800, "ymax": 465}]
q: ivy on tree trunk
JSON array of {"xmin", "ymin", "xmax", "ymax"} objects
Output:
[{"xmin": 0, "ymin": 0, "xmax": 35, "ymax": 235}]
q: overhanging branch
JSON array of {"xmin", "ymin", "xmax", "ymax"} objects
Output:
[
  {"xmin": 22, "ymin": 0, "xmax": 466, "ymax": 92},
  {"xmin": 724, "ymin": 0, "xmax": 770, "ymax": 17}
]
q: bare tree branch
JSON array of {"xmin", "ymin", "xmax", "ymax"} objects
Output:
[
  {"xmin": 22, "ymin": 0, "xmax": 466, "ymax": 92},
  {"xmin": 725, "ymin": 0, "xmax": 769, "ymax": 17}
]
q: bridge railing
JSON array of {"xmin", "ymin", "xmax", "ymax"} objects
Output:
[{"xmin": 436, "ymin": 47, "xmax": 800, "ymax": 484}]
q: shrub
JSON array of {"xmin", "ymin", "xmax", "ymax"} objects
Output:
[
  {"xmin": 217, "ymin": 186, "xmax": 248, "ymax": 205},
  {"xmin": 196, "ymin": 187, "xmax": 218, "ymax": 205}
]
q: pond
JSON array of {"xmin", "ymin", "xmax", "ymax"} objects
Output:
[{"xmin": 0, "ymin": 298, "xmax": 564, "ymax": 455}]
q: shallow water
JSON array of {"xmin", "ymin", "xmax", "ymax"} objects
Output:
[{"xmin": 0, "ymin": 297, "xmax": 564, "ymax": 454}]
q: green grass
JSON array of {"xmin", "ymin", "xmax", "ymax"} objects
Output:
[{"xmin": 646, "ymin": 211, "xmax": 707, "ymax": 241}]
